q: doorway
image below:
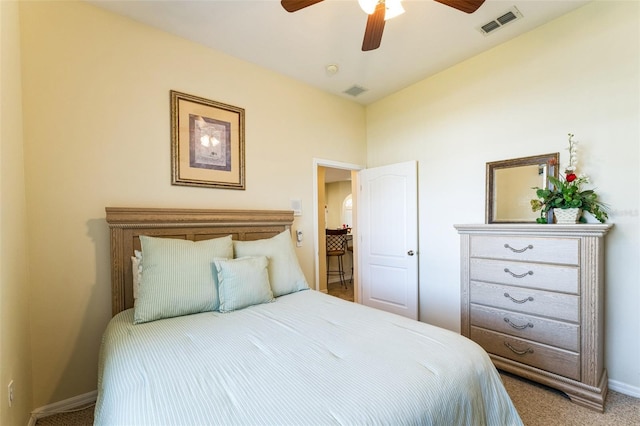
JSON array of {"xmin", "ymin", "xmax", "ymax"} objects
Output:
[{"xmin": 312, "ymin": 159, "xmax": 362, "ymax": 302}]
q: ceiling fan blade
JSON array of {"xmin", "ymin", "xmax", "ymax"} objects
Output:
[
  {"xmin": 433, "ymin": 0, "xmax": 485, "ymax": 14},
  {"xmin": 281, "ymin": 0, "xmax": 324, "ymax": 13},
  {"xmin": 362, "ymin": 2, "xmax": 386, "ymax": 51}
]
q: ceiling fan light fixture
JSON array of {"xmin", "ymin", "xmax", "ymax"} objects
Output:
[
  {"xmin": 358, "ymin": 0, "xmax": 404, "ymax": 20},
  {"xmin": 358, "ymin": 0, "xmax": 377, "ymax": 15},
  {"xmin": 383, "ymin": 0, "xmax": 404, "ymax": 21}
]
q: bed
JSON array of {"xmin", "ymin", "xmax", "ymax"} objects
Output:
[{"xmin": 96, "ymin": 207, "xmax": 522, "ymax": 425}]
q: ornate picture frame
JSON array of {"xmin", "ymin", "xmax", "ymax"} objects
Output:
[{"xmin": 170, "ymin": 90, "xmax": 245, "ymax": 189}]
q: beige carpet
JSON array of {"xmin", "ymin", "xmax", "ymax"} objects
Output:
[
  {"xmin": 35, "ymin": 405, "xmax": 95, "ymax": 426},
  {"xmin": 500, "ymin": 371, "xmax": 640, "ymax": 425},
  {"xmin": 35, "ymin": 374, "xmax": 639, "ymax": 425}
]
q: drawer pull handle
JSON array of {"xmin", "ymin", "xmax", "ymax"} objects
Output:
[
  {"xmin": 504, "ymin": 244, "xmax": 534, "ymax": 253},
  {"xmin": 504, "ymin": 318, "xmax": 534, "ymax": 330},
  {"xmin": 503, "ymin": 292, "xmax": 534, "ymax": 304},
  {"xmin": 504, "ymin": 342, "xmax": 534, "ymax": 355},
  {"xmin": 504, "ymin": 268, "xmax": 533, "ymax": 278}
]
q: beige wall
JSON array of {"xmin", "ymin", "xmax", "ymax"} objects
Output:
[
  {"xmin": 18, "ymin": 0, "xmax": 365, "ymax": 408},
  {"xmin": 1, "ymin": 1, "xmax": 33, "ymax": 425},
  {"xmin": 366, "ymin": 1, "xmax": 640, "ymax": 393}
]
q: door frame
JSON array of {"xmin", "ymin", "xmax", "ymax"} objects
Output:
[{"xmin": 312, "ymin": 158, "xmax": 363, "ymax": 296}]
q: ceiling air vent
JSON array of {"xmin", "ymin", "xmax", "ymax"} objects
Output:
[
  {"xmin": 343, "ymin": 85, "xmax": 368, "ymax": 97},
  {"xmin": 478, "ymin": 6, "xmax": 522, "ymax": 36}
]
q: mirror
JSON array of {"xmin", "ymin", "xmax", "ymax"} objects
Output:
[{"xmin": 486, "ymin": 153, "xmax": 559, "ymax": 223}]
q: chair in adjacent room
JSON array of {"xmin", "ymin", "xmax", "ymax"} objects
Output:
[
  {"xmin": 326, "ymin": 228, "xmax": 348, "ymax": 289},
  {"xmin": 346, "ymin": 236, "xmax": 354, "ymax": 284}
]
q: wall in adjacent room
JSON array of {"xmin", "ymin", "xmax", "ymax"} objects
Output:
[
  {"xmin": 19, "ymin": 1, "xmax": 365, "ymax": 407},
  {"xmin": 0, "ymin": 1, "xmax": 34, "ymax": 425},
  {"xmin": 326, "ymin": 181, "xmax": 352, "ymax": 229},
  {"xmin": 366, "ymin": 1, "xmax": 640, "ymax": 393}
]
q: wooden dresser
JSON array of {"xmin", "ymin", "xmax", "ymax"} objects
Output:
[{"xmin": 454, "ymin": 224, "xmax": 612, "ymax": 411}]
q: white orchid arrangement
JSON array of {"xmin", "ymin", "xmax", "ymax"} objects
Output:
[{"xmin": 531, "ymin": 133, "xmax": 608, "ymax": 223}]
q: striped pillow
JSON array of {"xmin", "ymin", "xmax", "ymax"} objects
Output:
[
  {"xmin": 215, "ymin": 256, "xmax": 274, "ymax": 313},
  {"xmin": 134, "ymin": 235, "xmax": 233, "ymax": 324},
  {"xmin": 233, "ymin": 230, "xmax": 309, "ymax": 297}
]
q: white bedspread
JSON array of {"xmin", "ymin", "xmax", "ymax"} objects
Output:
[{"xmin": 95, "ymin": 290, "xmax": 522, "ymax": 425}]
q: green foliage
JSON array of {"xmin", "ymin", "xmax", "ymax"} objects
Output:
[{"xmin": 531, "ymin": 176, "xmax": 608, "ymax": 223}]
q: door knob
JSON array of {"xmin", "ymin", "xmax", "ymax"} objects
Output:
[{"xmin": 407, "ymin": 250, "xmax": 414, "ymax": 256}]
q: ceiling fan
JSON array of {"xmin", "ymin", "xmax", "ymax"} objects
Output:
[{"xmin": 281, "ymin": 0, "xmax": 486, "ymax": 51}]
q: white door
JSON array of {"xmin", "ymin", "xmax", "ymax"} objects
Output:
[{"xmin": 358, "ymin": 161, "xmax": 418, "ymax": 320}]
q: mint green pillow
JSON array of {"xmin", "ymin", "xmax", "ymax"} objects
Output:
[
  {"xmin": 134, "ymin": 235, "xmax": 233, "ymax": 324},
  {"xmin": 233, "ymin": 230, "xmax": 309, "ymax": 297},
  {"xmin": 215, "ymin": 256, "xmax": 274, "ymax": 313}
]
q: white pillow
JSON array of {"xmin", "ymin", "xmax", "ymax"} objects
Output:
[
  {"xmin": 134, "ymin": 235, "xmax": 233, "ymax": 324},
  {"xmin": 233, "ymin": 229, "xmax": 309, "ymax": 297},
  {"xmin": 215, "ymin": 256, "xmax": 274, "ymax": 313}
]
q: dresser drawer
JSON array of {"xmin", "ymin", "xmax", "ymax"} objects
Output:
[
  {"xmin": 470, "ymin": 258, "xmax": 579, "ymax": 294},
  {"xmin": 471, "ymin": 327, "xmax": 580, "ymax": 381},
  {"xmin": 470, "ymin": 236, "xmax": 579, "ymax": 265},
  {"xmin": 470, "ymin": 304, "xmax": 579, "ymax": 352},
  {"xmin": 470, "ymin": 281, "xmax": 579, "ymax": 322}
]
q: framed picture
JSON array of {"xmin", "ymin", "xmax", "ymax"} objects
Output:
[{"xmin": 170, "ymin": 90, "xmax": 245, "ymax": 189}]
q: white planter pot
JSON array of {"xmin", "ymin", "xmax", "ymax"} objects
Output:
[{"xmin": 554, "ymin": 208, "xmax": 582, "ymax": 224}]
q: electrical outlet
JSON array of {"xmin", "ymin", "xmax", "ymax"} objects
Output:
[{"xmin": 8, "ymin": 380, "xmax": 14, "ymax": 407}]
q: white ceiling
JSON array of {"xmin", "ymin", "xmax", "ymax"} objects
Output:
[{"xmin": 88, "ymin": 0, "xmax": 590, "ymax": 105}]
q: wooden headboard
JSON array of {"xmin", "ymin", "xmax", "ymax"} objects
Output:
[{"xmin": 105, "ymin": 207, "xmax": 294, "ymax": 316}]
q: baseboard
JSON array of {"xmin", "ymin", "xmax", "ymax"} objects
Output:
[
  {"xmin": 609, "ymin": 379, "xmax": 640, "ymax": 398},
  {"xmin": 327, "ymin": 276, "xmax": 353, "ymax": 285},
  {"xmin": 28, "ymin": 390, "xmax": 97, "ymax": 426}
]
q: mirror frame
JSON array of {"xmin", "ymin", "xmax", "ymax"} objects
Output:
[{"xmin": 486, "ymin": 152, "xmax": 559, "ymax": 224}]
